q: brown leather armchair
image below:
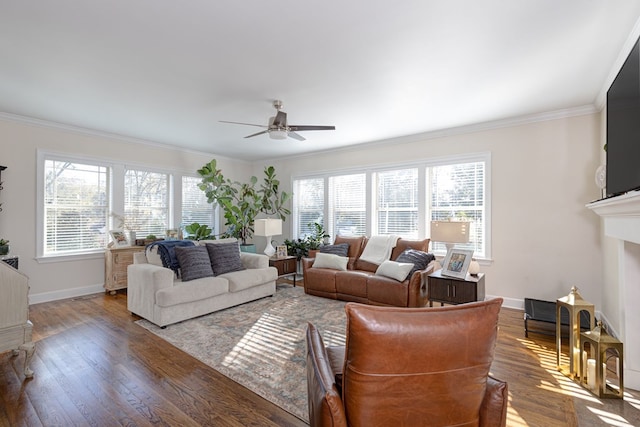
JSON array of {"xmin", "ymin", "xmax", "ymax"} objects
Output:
[{"xmin": 306, "ymin": 299, "xmax": 508, "ymax": 427}]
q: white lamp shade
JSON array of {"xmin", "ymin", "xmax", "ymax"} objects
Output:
[
  {"xmin": 430, "ymin": 221, "xmax": 470, "ymax": 244},
  {"xmin": 254, "ymin": 218, "xmax": 283, "ymax": 237}
]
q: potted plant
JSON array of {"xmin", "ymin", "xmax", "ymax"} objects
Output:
[
  {"xmin": 197, "ymin": 159, "xmax": 290, "ymax": 251},
  {"xmin": 306, "ymin": 222, "xmax": 330, "ymax": 257},
  {"xmin": 0, "ymin": 238, "xmax": 9, "ymax": 256},
  {"xmin": 184, "ymin": 222, "xmax": 213, "ymax": 241}
]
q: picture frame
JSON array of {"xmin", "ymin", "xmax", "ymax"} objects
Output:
[
  {"xmin": 276, "ymin": 245, "xmax": 288, "ymax": 258},
  {"xmin": 166, "ymin": 229, "xmax": 179, "ymax": 240},
  {"xmin": 109, "ymin": 230, "xmax": 130, "ymax": 247},
  {"xmin": 441, "ymin": 248, "xmax": 474, "ymax": 279}
]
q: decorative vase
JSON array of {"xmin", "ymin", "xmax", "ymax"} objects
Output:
[
  {"xmin": 468, "ymin": 258, "xmax": 480, "ymax": 276},
  {"xmin": 0, "ymin": 245, "xmax": 8, "ymax": 256}
]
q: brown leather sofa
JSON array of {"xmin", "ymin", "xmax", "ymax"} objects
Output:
[
  {"xmin": 306, "ymin": 299, "xmax": 508, "ymax": 427},
  {"xmin": 301, "ymin": 236, "xmax": 437, "ymax": 307}
]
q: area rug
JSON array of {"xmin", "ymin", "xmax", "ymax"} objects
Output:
[{"xmin": 135, "ymin": 285, "xmax": 347, "ymax": 423}]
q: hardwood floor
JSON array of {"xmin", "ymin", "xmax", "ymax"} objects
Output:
[{"xmin": 1, "ymin": 288, "xmax": 638, "ymax": 426}]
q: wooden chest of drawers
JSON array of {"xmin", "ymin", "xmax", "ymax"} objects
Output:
[{"xmin": 105, "ymin": 246, "xmax": 145, "ymax": 294}]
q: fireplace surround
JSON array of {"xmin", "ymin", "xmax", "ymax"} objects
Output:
[{"xmin": 587, "ymin": 190, "xmax": 640, "ymax": 390}]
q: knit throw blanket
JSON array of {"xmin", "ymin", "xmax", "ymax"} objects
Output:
[
  {"xmin": 358, "ymin": 235, "xmax": 399, "ymax": 265},
  {"xmin": 147, "ymin": 240, "xmax": 195, "ymax": 275}
]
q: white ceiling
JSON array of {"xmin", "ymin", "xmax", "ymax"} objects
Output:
[{"xmin": 1, "ymin": 1, "xmax": 640, "ymax": 161}]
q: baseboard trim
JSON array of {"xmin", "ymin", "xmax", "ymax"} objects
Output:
[{"xmin": 30, "ymin": 283, "xmax": 105, "ymax": 305}]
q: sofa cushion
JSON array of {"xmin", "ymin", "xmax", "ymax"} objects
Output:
[
  {"xmin": 336, "ymin": 270, "xmax": 371, "ymax": 298},
  {"xmin": 305, "ymin": 268, "xmax": 338, "ymax": 293},
  {"xmin": 147, "ymin": 240, "xmax": 196, "ymax": 274},
  {"xmin": 175, "ymin": 246, "xmax": 214, "ymax": 281},
  {"xmin": 313, "ymin": 253, "xmax": 349, "ymax": 271},
  {"xmin": 319, "ymin": 243, "xmax": 350, "ymax": 257},
  {"xmin": 366, "ymin": 275, "xmax": 410, "ymax": 306},
  {"xmin": 390, "ymin": 238, "xmax": 430, "ymax": 260},
  {"xmin": 155, "ymin": 277, "xmax": 230, "ymax": 307},
  {"xmin": 206, "ymin": 242, "xmax": 246, "ymax": 276},
  {"xmin": 220, "ymin": 267, "xmax": 277, "ymax": 292},
  {"xmin": 396, "ymin": 249, "xmax": 436, "ymax": 278},
  {"xmin": 333, "ymin": 236, "xmax": 367, "ymax": 258},
  {"xmin": 375, "ymin": 260, "xmax": 414, "ymax": 282}
]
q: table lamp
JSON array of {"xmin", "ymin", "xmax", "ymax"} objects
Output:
[
  {"xmin": 430, "ymin": 221, "xmax": 470, "ymax": 252},
  {"xmin": 254, "ymin": 218, "xmax": 282, "ymax": 257}
]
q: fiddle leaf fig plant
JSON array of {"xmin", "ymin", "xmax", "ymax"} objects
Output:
[{"xmin": 197, "ymin": 159, "xmax": 291, "ymax": 245}]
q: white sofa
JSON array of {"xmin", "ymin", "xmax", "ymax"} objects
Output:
[{"xmin": 127, "ymin": 239, "xmax": 277, "ymax": 327}]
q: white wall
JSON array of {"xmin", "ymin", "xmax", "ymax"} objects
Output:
[
  {"xmin": 0, "ymin": 117, "xmax": 252, "ymax": 302},
  {"xmin": 268, "ymin": 113, "xmax": 604, "ymax": 309}
]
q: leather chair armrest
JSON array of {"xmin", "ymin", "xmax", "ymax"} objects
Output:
[
  {"xmin": 479, "ymin": 376, "xmax": 508, "ymax": 427},
  {"xmin": 306, "ymin": 323, "xmax": 348, "ymax": 427},
  {"xmin": 302, "ymin": 257, "xmax": 315, "ymax": 273},
  {"xmin": 407, "ymin": 260, "xmax": 438, "ymax": 306}
]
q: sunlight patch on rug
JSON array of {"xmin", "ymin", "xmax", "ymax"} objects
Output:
[{"xmin": 135, "ymin": 285, "xmax": 347, "ymax": 422}]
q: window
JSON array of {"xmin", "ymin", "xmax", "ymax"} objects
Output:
[
  {"xmin": 182, "ymin": 176, "xmax": 215, "ymax": 230},
  {"xmin": 293, "ymin": 178, "xmax": 324, "ymax": 238},
  {"xmin": 373, "ymin": 168, "xmax": 418, "ymax": 239},
  {"xmin": 124, "ymin": 169, "xmax": 169, "ymax": 238},
  {"xmin": 430, "ymin": 161, "xmax": 485, "ymax": 256},
  {"xmin": 43, "ymin": 160, "xmax": 108, "ymax": 255},
  {"xmin": 291, "ymin": 153, "xmax": 490, "ymax": 259},
  {"xmin": 328, "ymin": 173, "xmax": 366, "ymax": 237}
]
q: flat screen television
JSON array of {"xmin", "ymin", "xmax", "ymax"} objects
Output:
[{"xmin": 606, "ymin": 37, "xmax": 640, "ymax": 197}]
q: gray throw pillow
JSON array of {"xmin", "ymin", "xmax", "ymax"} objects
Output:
[
  {"xmin": 206, "ymin": 242, "xmax": 246, "ymax": 276},
  {"xmin": 395, "ymin": 249, "xmax": 436, "ymax": 279},
  {"xmin": 319, "ymin": 243, "xmax": 349, "ymax": 257},
  {"xmin": 175, "ymin": 246, "xmax": 214, "ymax": 281}
]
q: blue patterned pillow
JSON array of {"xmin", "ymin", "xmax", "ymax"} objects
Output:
[
  {"xmin": 175, "ymin": 246, "xmax": 214, "ymax": 281},
  {"xmin": 396, "ymin": 249, "xmax": 436, "ymax": 279},
  {"xmin": 319, "ymin": 243, "xmax": 349, "ymax": 257},
  {"xmin": 206, "ymin": 242, "xmax": 246, "ymax": 276}
]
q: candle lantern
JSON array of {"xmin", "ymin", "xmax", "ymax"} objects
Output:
[
  {"xmin": 580, "ymin": 321, "xmax": 624, "ymax": 399},
  {"xmin": 556, "ymin": 286, "xmax": 595, "ymax": 379}
]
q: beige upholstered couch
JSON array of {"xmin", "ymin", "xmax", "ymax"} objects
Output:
[{"xmin": 127, "ymin": 239, "xmax": 277, "ymax": 327}]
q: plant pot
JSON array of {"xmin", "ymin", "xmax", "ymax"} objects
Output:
[
  {"xmin": 240, "ymin": 244, "xmax": 256, "ymax": 253},
  {"xmin": 0, "ymin": 245, "xmax": 9, "ymax": 256}
]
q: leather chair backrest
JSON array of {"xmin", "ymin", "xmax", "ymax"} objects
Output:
[
  {"xmin": 333, "ymin": 236, "xmax": 367, "ymax": 259},
  {"xmin": 342, "ymin": 299, "xmax": 503, "ymax": 427},
  {"xmin": 390, "ymin": 238, "xmax": 430, "ymax": 260}
]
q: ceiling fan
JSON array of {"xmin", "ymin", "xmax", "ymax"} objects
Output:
[{"xmin": 220, "ymin": 100, "xmax": 335, "ymax": 141}]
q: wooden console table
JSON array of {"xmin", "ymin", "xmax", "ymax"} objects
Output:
[
  {"xmin": 269, "ymin": 256, "xmax": 297, "ymax": 286},
  {"xmin": 105, "ymin": 246, "xmax": 145, "ymax": 295}
]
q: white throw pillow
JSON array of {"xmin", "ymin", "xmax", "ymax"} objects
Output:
[
  {"xmin": 375, "ymin": 260, "xmax": 414, "ymax": 282},
  {"xmin": 312, "ymin": 252, "xmax": 348, "ymax": 271}
]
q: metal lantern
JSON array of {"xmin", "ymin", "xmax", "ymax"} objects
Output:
[
  {"xmin": 556, "ymin": 286, "xmax": 595, "ymax": 379},
  {"xmin": 581, "ymin": 321, "xmax": 624, "ymax": 399}
]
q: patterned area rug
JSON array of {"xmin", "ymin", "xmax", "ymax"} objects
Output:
[{"xmin": 135, "ymin": 285, "xmax": 347, "ymax": 423}]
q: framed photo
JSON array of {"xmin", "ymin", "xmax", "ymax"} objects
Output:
[
  {"xmin": 109, "ymin": 230, "xmax": 130, "ymax": 247},
  {"xmin": 166, "ymin": 229, "xmax": 179, "ymax": 240},
  {"xmin": 441, "ymin": 248, "xmax": 474, "ymax": 279},
  {"xmin": 276, "ymin": 245, "xmax": 288, "ymax": 258}
]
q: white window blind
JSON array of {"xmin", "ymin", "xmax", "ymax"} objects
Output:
[
  {"xmin": 374, "ymin": 168, "xmax": 418, "ymax": 239},
  {"xmin": 181, "ymin": 176, "xmax": 215, "ymax": 231},
  {"xmin": 293, "ymin": 178, "xmax": 325, "ymax": 238},
  {"xmin": 328, "ymin": 173, "xmax": 366, "ymax": 237},
  {"xmin": 430, "ymin": 161, "xmax": 485, "ymax": 256},
  {"xmin": 44, "ymin": 160, "xmax": 108, "ymax": 254},
  {"xmin": 124, "ymin": 169, "xmax": 169, "ymax": 237}
]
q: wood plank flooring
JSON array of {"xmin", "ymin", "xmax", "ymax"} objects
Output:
[{"xmin": 1, "ymin": 286, "xmax": 637, "ymax": 426}]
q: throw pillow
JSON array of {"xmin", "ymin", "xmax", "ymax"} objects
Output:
[
  {"xmin": 375, "ymin": 260, "xmax": 414, "ymax": 282},
  {"xmin": 319, "ymin": 243, "xmax": 349, "ymax": 257},
  {"xmin": 175, "ymin": 246, "xmax": 214, "ymax": 281},
  {"xmin": 206, "ymin": 241, "xmax": 246, "ymax": 276},
  {"xmin": 312, "ymin": 252, "xmax": 348, "ymax": 271},
  {"xmin": 396, "ymin": 249, "xmax": 436, "ymax": 279}
]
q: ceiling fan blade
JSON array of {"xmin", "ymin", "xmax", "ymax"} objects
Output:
[
  {"xmin": 244, "ymin": 130, "xmax": 269, "ymax": 138},
  {"xmin": 288, "ymin": 131, "xmax": 306, "ymax": 141},
  {"xmin": 272, "ymin": 111, "xmax": 287, "ymax": 127},
  {"xmin": 220, "ymin": 120, "xmax": 267, "ymax": 129},
  {"xmin": 288, "ymin": 125, "xmax": 336, "ymax": 131}
]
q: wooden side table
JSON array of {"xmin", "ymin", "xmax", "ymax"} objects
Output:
[
  {"xmin": 427, "ymin": 269, "xmax": 485, "ymax": 306},
  {"xmin": 269, "ymin": 256, "xmax": 298, "ymax": 287},
  {"xmin": 105, "ymin": 246, "xmax": 145, "ymax": 295}
]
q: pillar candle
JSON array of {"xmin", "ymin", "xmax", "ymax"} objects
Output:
[
  {"xmin": 587, "ymin": 359, "xmax": 596, "ymax": 390},
  {"xmin": 603, "ymin": 362, "xmax": 607, "ymax": 392}
]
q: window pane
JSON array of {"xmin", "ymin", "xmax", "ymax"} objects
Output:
[
  {"xmin": 329, "ymin": 174, "xmax": 366, "ymax": 237},
  {"xmin": 374, "ymin": 168, "xmax": 418, "ymax": 239},
  {"xmin": 430, "ymin": 162, "xmax": 485, "ymax": 256},
  {"xmin": 124, "ymin": 169, "xmax": 168, "ymax": 237},
  {"xmin": 294, "ymin": 178, "xmax": 324, "ymax": 238},
  {"xmin": 44, "ymin": 160, "xmax": 108, "ymax": 254},
  {"xmin": 182, "ymin": 176, "xmax": 215, "ymax": 232}
]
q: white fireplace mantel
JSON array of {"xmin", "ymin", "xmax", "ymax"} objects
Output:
[{"xmin": 587, "ymin": 190, "xmax": 640, "ymax": 245}]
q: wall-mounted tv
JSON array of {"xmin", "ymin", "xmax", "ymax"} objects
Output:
[{"xmin": 606, "ymin": 37, "xmax": 640, "ymax": 197}]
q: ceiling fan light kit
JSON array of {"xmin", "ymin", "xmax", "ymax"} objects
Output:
[{"xmin": 220, "ymin": 100, "xmax": 335, "ymax": 141}]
